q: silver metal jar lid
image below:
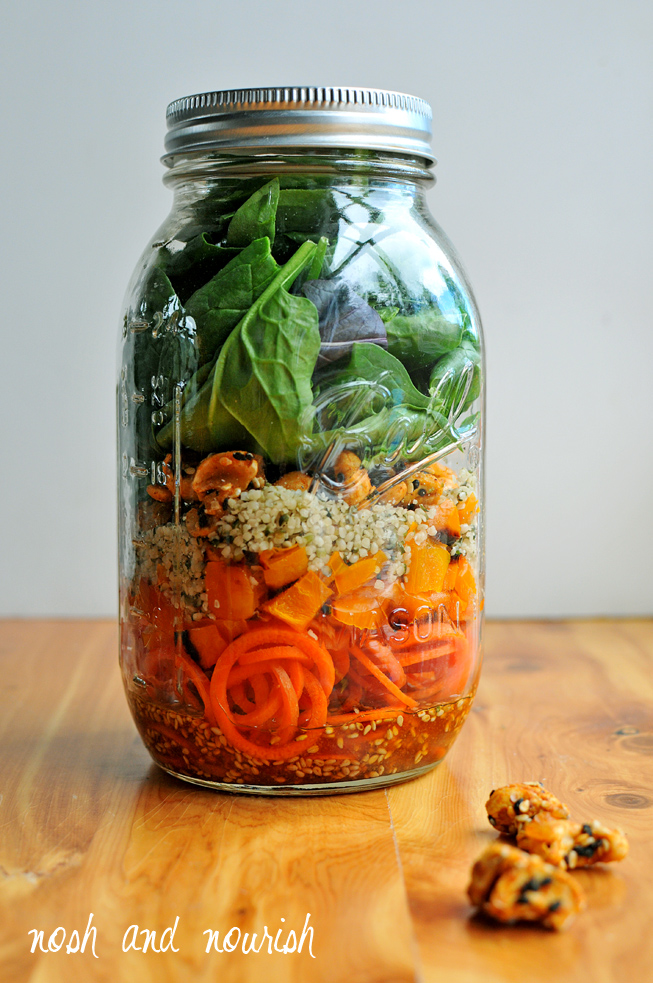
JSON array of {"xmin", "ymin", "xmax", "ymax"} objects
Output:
[{"xmin": 164, "ymin": 86, "xmax": 435, "ymax": 164}]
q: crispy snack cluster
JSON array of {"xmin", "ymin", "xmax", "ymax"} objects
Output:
[
  {"xmin": 468, "ymin": 842, "xmax": 585, "ymax": 931},
  {"xmin": 467, "ymin": 783, "xmax": 629, "ymax": 930},
  {"xmin": 516, "ymin": 813, "xmax": 629, "ymax": 870},
  {"xmin": 485, "ymin": 782, "xmax": 570, "ymax": 836}
]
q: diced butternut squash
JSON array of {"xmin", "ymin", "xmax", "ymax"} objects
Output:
[
  {"xmin": 334, "ymin": 550, "xmax": 387, "ymax": 595},
  {"xmin": 447, "ymin": 590, "xmax": 468, "ymax": 622},
  {"xmin": 457, "ymin": 492, "xmax": 478, "ymax": 526},
  {"xmin": 331, "ymin": 587, "xmax": 386, "ymax": 630},
  {"xmin": 384, "ymin": 583, "xmax": 449, "ymax": 624},
  {"xmin": 188, "ymin": 624, "xmax": 228, "ymax": 669},
  {"xmin": 433, "ymin": 498, "xmax": 461, "ymax": 537},
  {"xmin": 325, "ymin": 551, "xmax": 347, "ymax": 583},
  {"xmin": 262, "ymin": 570, "xmax": 332, "ymax": 630},
  {"xmin": 187, "ymin": 616, "xmax": 248, "ymax": 669},
  {"xmin": 205, "ymin": 559, "xmax": 265, "ymax": 621},
  {"xmin": 405, "ymin": 541, "xmax": 451, "ymax": 595},
  {"xmin": 446, "ymin": 558, "xmax": 476, "ymax": 622},
  {"xmin": 454, "ymin": 556, "xmax": 477, "ymax": 605},
  {"xmin": 259, "ymin": 544, "xmax": 309, "ymax": 589},
  {"xmin": 216, "ymin": 618, "xmax": 248, "ymax": 645},
  {"xmin": 443, "ymin": 557, "xmax": 476, "ymax": 621},
  {"xmin": 443, "ymin": 558, "xmax": 459, "ymax": 593}
]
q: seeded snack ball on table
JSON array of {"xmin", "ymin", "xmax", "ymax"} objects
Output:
[
  {"xmin": 467, "ymin": 842, "xmax": 586, "ymax": 931},
  {"xmin": 486, "ymin": 782, "xmax": 570, "ymax": 835},
  {"xmin": 516, "ymin": 813, "xmax": 629, "ymax": 869}
]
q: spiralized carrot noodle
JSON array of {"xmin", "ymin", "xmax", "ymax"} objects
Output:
[
  {"xmin": 300, "ymin": 665, "xmax": 328, "ymax": 728},
  {"xmin": 350, "ymin": 647, "xmax": 418, "ymax": 708},
  {"xmin": 217, "ymin": 628, "xmax": 335, "ymax": 693},
  {"xmin": 175, "ymin": 649, "xmax": 216, "ymax": 725},
  {"xmin": 230, "ymin": 680, "xmax": 256, "ymax": 713},
  {"xmin": 208, "ymin": 625, "xmax": 336, "ymax": 759},
  {"xmin": 230, "ymin": 683, "xmax": 282, "ymax": 728},
  {"xmin": 212, "ymin": 706, "xmax": 313, "ymax": 762},
  {"xmin": 362, "ymin": 640, "xmax": 406, "ymax": 687},
  {"xmin": 238, "ymin": 645, "xmax": 312, "ymax": 666},
  {"xmin": 271, "ymin": 665, "xmax": 299, "ymax": 729},
  {"xmin": 397, "ymin": 641, "xmax": 457, "ymax": 668}
]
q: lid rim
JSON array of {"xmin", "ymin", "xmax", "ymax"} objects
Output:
[{"xmin": 164, "ymin": 86, "xmax": 434, "ymax": 163}]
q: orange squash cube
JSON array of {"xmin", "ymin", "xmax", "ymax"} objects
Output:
[
  {"xmin": 262, "ymin": 570, "xmax": 332, "ymax": 630},
  {"xmin": 454, "ymin": 556, "xmax": 476, "ymax": 605},
  {"xmin": 457, "ymin": 493, "xmax": 478, "ymax": 526},
  {"xmin": 405, "ymin": 541, "xmax": 451, "ymax": 595},
  {"xmin": 259, "ymin": 544, "xmax": 309, "ymax": 590},
  {"xmin": 331, "ymin": 587, "xmax": 386, "ymax": 630},
  {"xmin": 188, "ymin": 624, "xmax": 228, "ymax": 669},
  {"xmin": 443, "ymin": 557, "xmax": 459, "ymax": 592},
  {"xmin": 433, "ymin": 498, "xmax": 461, "ymax": 537},
  {"xmin": 205, "ymin": 559, "xmax": 264, "ymax": 621},
  {"xmin": 325, "ymin": 551, "xmax": 347, "ymax": 583},
  {"xmin": 334, "ymin": 550, "xmax": 387, "ymax": 595}
]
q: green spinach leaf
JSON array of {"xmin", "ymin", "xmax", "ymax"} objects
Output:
[
  {"xmin": 209, "ymin": 240, "xmax": 320, "ymax": 463},
  {"xmin": 184, "ymin": 237, "xmax": 279, "ymax": 364},
  {"xmin": 157, "ymin": 364, "xmax": 251, "ymax": 453},
  {"xmin": 276, "ymin": 188, "xmax": 339, "ymax": 236},
  {"xmin": 163, "ymin": 233, "xmax": 240, "ymax": 301},
  {"xmin": 131, "ymin": 266, "xmax": 183, "ymax": 393},
  {"xmin": 428, "ymin": 341, "xmax": 481, "ymax": 416},
  {"xmin": 384, "ymin": 310, "xmax": 463, "ymax": 371},
  {"xmin": 305, "ymin": 342, "xmax": 478, "ymax": 469},
  {"xmin": 316, "ymin": 343, "xmax": 430, "ymax": 413},
  {"xmin": 226, "ymin": 178, "xmax": 280, "ymax": 247}
]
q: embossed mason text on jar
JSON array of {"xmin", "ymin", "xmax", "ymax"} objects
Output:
[{"xmin": 117, "ymin": 87, "xmax": 485, "ymax": 794}]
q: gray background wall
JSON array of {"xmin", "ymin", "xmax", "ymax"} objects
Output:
[{"xmin": 1, "ymin": 0, "xmax": 651, "ymax": 618}]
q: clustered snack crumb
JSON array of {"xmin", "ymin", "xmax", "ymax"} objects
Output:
[
  {"xmin": 468, "ymin": 842, "xmax": 585, "ymax": 931},
  {"xmin": 467, "ymin": 783, "xmax": 629, "ymax": 930},
  {"xmin": 485, "ymin": 782, "xmax": 570, "ymax": 835}
]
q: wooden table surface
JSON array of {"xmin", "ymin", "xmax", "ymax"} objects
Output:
[{"xmin": 1, "ymin": 618, "xmax": 651, "ymax": 983}]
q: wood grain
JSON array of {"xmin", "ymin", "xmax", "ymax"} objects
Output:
[{"xmin": 0, "ymin": 618, "xmax": 651, "ymax": 982}]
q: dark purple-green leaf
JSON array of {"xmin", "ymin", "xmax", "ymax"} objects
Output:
[{"xmin": 302, "ymin": 279, "xmax": 387, "ymax": 366}]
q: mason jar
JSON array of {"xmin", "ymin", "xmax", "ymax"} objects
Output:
[{"xmin": 118, "ymin": 87, "xmax": 485, "ymax": 794}]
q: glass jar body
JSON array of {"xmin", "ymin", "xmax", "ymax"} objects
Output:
[{"xmin": 118, "ymin": 152, "xmax": 485, "ymax": 794}]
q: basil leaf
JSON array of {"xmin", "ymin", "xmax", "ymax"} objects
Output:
[
  {"xmin": 302, "ymin": 280, "xmax": 387, "ymax": 366},
  {"xmin": 226, "ymin": 178, "xmax": 280, "ymax": 247},
  {"xmin": 378, "ymin": 306, "xmax": 399, "ymax": 323},
  {"xmin": 210, "ymin": 241, "xmax": 320, "ymax": 464},
  {"xmin": 305, "ymin": 342, "xmax": 477, "ymax": 468},
  {"xmin": 303, "ymin": 399, "xmax": 454, "ymax": 471}
]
